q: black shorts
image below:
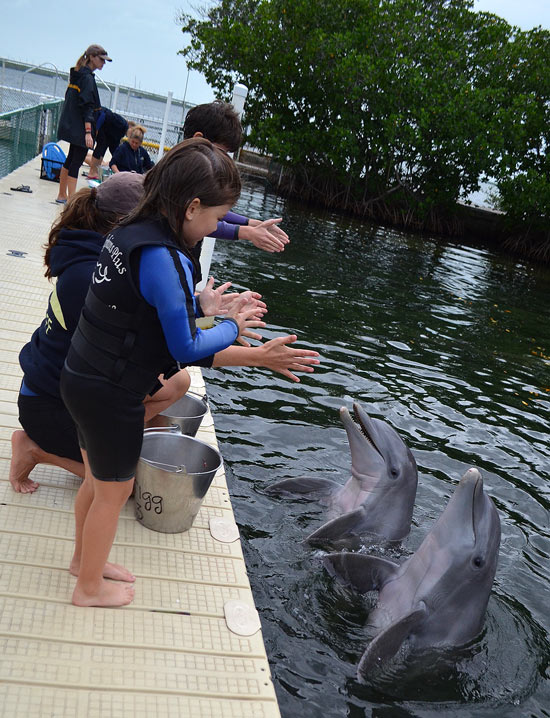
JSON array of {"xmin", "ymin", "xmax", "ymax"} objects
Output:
[
  {"xmin": 60, "ymin": 366, "xmax": 145, "ymax": 481},
  {"xmin": 63, "ymin": 144, "xmax": 89, "ymax": 179},
  {"xmin": 92, "ymin": 134, "xmax": 109, "ymax": 160},
  {"xmin": 18, "ymin": 392, "xmax": 82, "ymax": 463}
]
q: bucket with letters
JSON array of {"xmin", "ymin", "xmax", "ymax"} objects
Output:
[{"xmin": 134, "ymin": 427, "xmax": 222, "ymax": 533}]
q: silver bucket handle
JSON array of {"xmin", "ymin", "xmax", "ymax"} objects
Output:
[
  {"xmin": 142, "ymin": 457, "xmax": 186, "ymax": 473},
  {"xmin": 186, "ymin": 391, "xmax": 209, "ymax": 406},
  {"xmin": 142, "ymin": 426, "xmax": 187, "ymax": 472},
  {"xmin": 141, "ymin": 425, "xmax": 221, "ymax": 475}
]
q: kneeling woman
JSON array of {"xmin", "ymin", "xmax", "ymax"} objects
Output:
[
  {"xmin": 60, "ymin": 138, "xmax": 265, "ymax": 608},
  {"xmin": 110, "ymin": 124, "xmax": 154, "ymax": 174}
]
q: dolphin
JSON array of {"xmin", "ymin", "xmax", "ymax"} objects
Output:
[
  {"xmin": 266, "ymin": 402, "xmax": 418, "ymax": 544},
  {"xmin": 323, "ymin": 467, "xmax": 501, "ymax": 682}
]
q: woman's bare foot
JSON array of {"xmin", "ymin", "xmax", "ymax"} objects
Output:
[
  {"xmin": 72, "ymin": 579, "xmax": 135, "ymax": 607},
  {"xmin": 9, "ymin": 430, "xmax": 40, "ymax": 493},
  {"xmin": 70, "ymin": 559, "xmax": 135, "ymax": 582}
]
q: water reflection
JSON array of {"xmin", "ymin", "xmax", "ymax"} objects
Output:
[{"xmin": 203, "ymin": 180, "xmax": 550, "ymax": 717}]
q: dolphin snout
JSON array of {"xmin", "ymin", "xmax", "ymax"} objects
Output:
[{"xmin": 463, "ymin": 467, "xmax": 482, "ymax": 484}]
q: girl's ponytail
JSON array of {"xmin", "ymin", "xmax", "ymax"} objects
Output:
[{"xmin": 44, "ymin": 188, "xmax": 118, "ymax": 277}]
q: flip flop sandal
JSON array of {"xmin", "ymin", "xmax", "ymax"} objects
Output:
[
  {"xmin": 11, "ymin": 185, "xmax": 32, "ymax": 193},
  {"xmin": 54, "ymin": 198, "xmax": 67, "ymax": 204}
]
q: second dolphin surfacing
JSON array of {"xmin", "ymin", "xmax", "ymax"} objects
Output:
[
  {"xmin": 266, "ymin": 403, "xmax": 418, "ymax": 544},
  {"xmin": 323, "ymin": 468, "xmax": 501, "ymax": 682}
]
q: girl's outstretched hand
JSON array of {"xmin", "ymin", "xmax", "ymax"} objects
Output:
[
  {"xmin": 256, "ymin": 335, "xmax": 320, "ymax": 382},
  {"xmin": 240, "ymin": 218, "xmax": 289, "ymax": 252},
  {"xmin": 236, "ymin": 327, "xmax": 263, "ymax": 347},
  {"xmin": 221, "ymin": 289, "xmax": 267, "ymax": 314},
  {"xmin": 225, "ymin": 295, "xmax": 267, "ymax": 344},
  {"xmin": 198, "ymin": 277, "xmax": 233, "ymax": 317},
  {"xmin": 199, "ymin": 279, "xmax": 267, "ymax": 318}
]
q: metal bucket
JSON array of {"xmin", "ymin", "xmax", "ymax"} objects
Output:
[
  {"xmin": 147, "ymin": 392, "xmax": 208, "ymax": 436},
  {"xmin": 135, "ymin": 427, "xmax": 222, "ymax": 533}
]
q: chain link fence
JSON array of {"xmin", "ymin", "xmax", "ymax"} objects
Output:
[{"xmin": 0, "ymin": 100, "xmax": 62, "ymax": 178}]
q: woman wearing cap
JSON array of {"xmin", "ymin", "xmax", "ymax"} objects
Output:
[
  {"xmin": 10, "ymin": 172, "xmax": 190, "ymax": 496},
  {"xmin": 56, "ymin": 44, "xmax": 112, "ymax": 203}
]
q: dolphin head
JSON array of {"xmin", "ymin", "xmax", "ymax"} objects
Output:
[
  {"xmin": 355, "ymin": 467, "xmax": 501, "ymax": 675},
  {"xmin": 339, "ymin": 403, "xmax": 417, "ymax": 490},
  {"xmin": 334, "ymin": 402, "xmax": 418, "ymax": 539},
  {"xmin": 411, "ymin": 467, "xmax": 501, "ymax": 645}
]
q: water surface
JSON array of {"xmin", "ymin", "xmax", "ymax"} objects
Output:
[{"xmin": 204, "ymin": 180, "xmax": 549, "ymax": 717}]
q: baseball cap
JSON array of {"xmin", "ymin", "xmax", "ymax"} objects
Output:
[
  {"xmin": 85, "ymin": 44, "xmax": 112, "ymax": 62},
  {"xmin": 95, "ymin": 172, "xmax": 144, "ymax": 215}
]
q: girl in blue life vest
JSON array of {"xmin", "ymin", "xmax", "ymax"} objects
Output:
[{"xmin": 60, "ymin": 138, "xmax": 266, "ymax": 608}]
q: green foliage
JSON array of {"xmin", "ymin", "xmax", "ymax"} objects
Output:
[{"xmin": 179, "ymin": 0, "xmax": 550, "ymax": 234}]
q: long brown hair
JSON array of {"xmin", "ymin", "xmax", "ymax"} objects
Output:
[
  {"xmin": 121, "ymin": 137, "xmax": 241, "ymax": 248},
  {"xmin": 44, "ymin": 188, "xmax": 119, "ymax": 278}
]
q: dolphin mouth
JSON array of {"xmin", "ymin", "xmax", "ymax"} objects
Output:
[
  {"xmin": 339, "ymin": 404, "xmax": 387, "ymax": 484},
  {"xmin": 472, "ymin": 473, "xmax": 484, "ymax": 541},
  {"xmin": 453, "ymin": 467, "xmax": 484, "ymax": 543},
  {"xmin": 351, "ymin": 403, "xmax": 382, "ymax": 457}
]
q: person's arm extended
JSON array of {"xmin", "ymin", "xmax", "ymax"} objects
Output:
[
  {"xmin": 209, "ymin": 211, "xmax": 290, "ymax": 252},
  {"xmin": 237, "ymin": 218, "xmax": 289, "ymax": 252},
  {"xmin": 222, "ymin": 211, "xmax": 248, "ymax": 225},
  {"xmin": 212, "ymin": 335, "xmax": 320, "ymax": 383},
  {"xmin": 140, "ymin": 246, "xmax": 238, "ymax": 363}
]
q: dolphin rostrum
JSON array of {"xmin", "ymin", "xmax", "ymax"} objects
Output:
[
  {"xmin": 323, "ymin": 467, "xmax": 501, "ymax": 682},
  {"xmin": 266, "ymin": 402, "xmax": 418, "ymax": 544}
]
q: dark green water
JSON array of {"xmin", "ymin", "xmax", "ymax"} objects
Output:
[{"xmin": 205, "ymin": 179, "xmax": 550, "ymax": 717}]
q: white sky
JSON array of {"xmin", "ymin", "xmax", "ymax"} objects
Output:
[
  {"xmin": 1, "ymin": 0, "xmax": 549, "ymax": 106},
  {"xmin": 473, "ymin": 0, "xmax": 550, "ymax": 30}
]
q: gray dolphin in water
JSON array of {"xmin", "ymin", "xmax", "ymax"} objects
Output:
[
  {"xmin": 266, "ymin": 402, "xmax": 418, "ymax": 544},
  {"xmin": 323, "ymin": 467, "xmax": 501, "ymax": 682}
]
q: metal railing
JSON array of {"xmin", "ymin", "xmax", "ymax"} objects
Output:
[
  {"xmin": 19, "ymin": 62, "xmax": 62, "ymax": 98},
  {"xmin": 0, "ymin": 100, "xmax": 63, "ymax": 178}
]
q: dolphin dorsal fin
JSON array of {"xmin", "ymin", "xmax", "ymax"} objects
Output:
[
  {"xmin": 323, "ymin": 553, "xmax": 399, "ymax": 593},
  {"xmin": 357, "ymin": 606, "xmax": 428, "ymax": 681}
]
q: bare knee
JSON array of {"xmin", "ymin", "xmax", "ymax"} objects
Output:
[
  {"xmin": 93, "ymin": 476, "xmax": 135, "ymax": 507},
  {"xmin": 174, "ymin": 368, "xmax": 191, "ymax": 397}
]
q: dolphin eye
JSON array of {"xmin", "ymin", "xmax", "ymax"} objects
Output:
[
  {"xmin": 390, "ymin": 467, "xmax": 399, "ymax": 478},
  {"xmin": 472, "ymin": 556, "xmax": 484, "ymax": 568}
]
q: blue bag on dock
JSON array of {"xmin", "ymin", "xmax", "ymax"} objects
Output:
[{"xmin": 40, "ymin": 143, "xmax": 66, "ymax": 182}]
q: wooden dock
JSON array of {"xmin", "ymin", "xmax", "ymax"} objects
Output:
[{"xmin": 0, "ymin": 154, "xmax": 281, "ymax": 717}]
